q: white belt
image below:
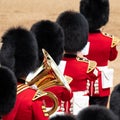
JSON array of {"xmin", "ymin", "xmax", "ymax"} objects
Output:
[
  {"xmin": 97, "ymin": 66, "xmax": 108, "ymax": 71},
  {"xmin": 97, "ymin": 66, "xmax": 114, "ymax": 88},
  {"xmin": 72, "ymin": 91, "xmax": 89, "ymax": 115}
]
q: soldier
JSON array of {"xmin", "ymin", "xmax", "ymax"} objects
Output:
[
  {"xmin": 56, "ymin": 10, "xmax": 100, "ymax": 115},
  {"xmin": 80, "ymin": 0, "xmax": 120, "ymax": 106},
  {"xmin": 77, "ymin": 105, "xmax": 118, "ymax": 120},
  {"xmin": 0, "ymin": 27, "xmax": 49, "ymax": 120},
  {"xmin": 0, "ymin": 65, "xmax": 16, "ymax": 117},
  {"xmin": 30, "ymin": 20, "xmax": 72, "ymax": 116}
]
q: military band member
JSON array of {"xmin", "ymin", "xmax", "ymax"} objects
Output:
[
  {"xmin": 56, "ymin": 10, "xmax": 100, "ymax": 115},
  {"xmin": 0, "ymin": 27, "xmax": 49, "ymax": 120},
  {"xmin": 30, "ymin": 20, "xmax": 72, "ymax": 115},
  {"xmin": 80, "ymin": 0, "xmax": 120, "ymax": 106}
]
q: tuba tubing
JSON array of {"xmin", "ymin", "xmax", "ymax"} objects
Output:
[
  {"xmin": 32, "ymin": 89, "xmax": 59, "ymax": 116},
  {"xmin": 43, "ymin": 91, "xmax": 59, "ymax": 115}
]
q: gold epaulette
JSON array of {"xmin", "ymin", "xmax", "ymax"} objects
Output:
[
  {"xmin": 33, "ymin": 89, "xmax": 58, "ymax": 116},
  {"xmin": 87, "ymin": 60, "xmax": 97, "ymax": 73},
  {"xmin": 32, "ymin": 89, "xmax": 47, "ymax": 101},
  {"xmin": 76, "ymin": 56, "xmax": 97, "ymax": 73},
  {"xmin": 102, "ymin": 32, "xmax": 112, "ymax": 38},
  {"xmin": 111, "ymin": 36, "xmax": 120, "ymax": 47},
  {"xmin": 17, "ymin": 85, "xmax": 49, "ymax": 117},
  {"xmin": 102, "ymin": 32, "xmax": 120, "ymax": 47},
  {"xmin": 64, "ymin": 75, "xmax": 73, "ymax": 84}
]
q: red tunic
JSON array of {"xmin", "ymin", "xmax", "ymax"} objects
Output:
[
  {"xmin": 59, "ymin": 54, "xmax": 99, "ymax": 113},
  {"xmin": 86, "ymin": 32, "xmax": 118, "ymax": 66},
  {"xmin": 85, "ymin": 31, "xmax": 119, "ymax": 97},
  {"xmin": 2, "ymin": 84, "xmax": 49, "ymax": 120},
  {"xmin": 63, "ymin": 55, "xmax": 98, "ymax": 92}
]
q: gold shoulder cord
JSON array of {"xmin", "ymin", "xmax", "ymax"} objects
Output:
[
  {"xmin": 41, "ymin": 105, "xmax": 49, "ymax": 117},
  {"xmin": 87, "ymin": 60, "xmax": 97, "ymax": 73},
  {"xmin": 17, "ymin": 84, "xmax": 30, "ymax": 95}
]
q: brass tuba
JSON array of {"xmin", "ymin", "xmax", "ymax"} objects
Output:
[{"xmin": 25, "ymin": 49, "xmax": 71, "ymax": 115}]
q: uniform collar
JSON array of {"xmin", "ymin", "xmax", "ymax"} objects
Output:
[
  {"xmin": 64, "ymin": 54, "xmax": 77, "ymax": 58},
  {"xmin": 17, "ymin": 78, "xmax": 25, "ymax": 83},
  {"xmin": 89, "ymin": 29, "xmax": 101, "ymax": 33}
]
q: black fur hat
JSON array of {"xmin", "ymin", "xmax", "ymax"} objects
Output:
[
  {"xmin": 30, "ymin": 20, "xmax": 64, "ymax": 65},
  {"xmin": 77, "ymin": 105, "xmax": 118, "ymax": 120},
  {"xmin": 80, "ymin": 0, "xmax": 109, "ymax": 31},
  {"xmin": 110, "ymin": 83, "xmax": 120, "ymax": 119},
  {"xmin": 0, "ymin": 27, "xmax": 39, "ymax": 78},
  {"xmin": 56, "ymin": 10, "xmax": 88, "ymax": 53},
  {"xmin": 50, "ymin": 114, "xmax": 76, "ymax": 120},
  {"xmin": 0, "ymin": 65, "xmax": 16, "ymax": 115}
]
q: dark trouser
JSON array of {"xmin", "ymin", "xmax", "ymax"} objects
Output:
[{"xmin": 89, "ymin": 96, "xmax": 109, "ymax": 107}]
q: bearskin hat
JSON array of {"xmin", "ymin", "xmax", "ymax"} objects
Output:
[
  {"xmin": 80, "ymin": 0, "xmax": 109, "ymax": 31},
  {"xmin": 56, "ymin": 10, "xmax": 88, "ymax": 52},
  {"xmin": 50, "ymin": 114, "xmax": 76, "ymax": 120},
  {"xmin": 30, "ymin": 20, "xmax": 64, "ymax": 65},
  {"xmin": 77, "ymin": 105, "xmax": 118, "ymax": 120},
  {"xmin": 0, "ymin": 27, "xmax": 39, "ymax": 78},
  {"xmin": 110, "ymin": 83, "xmax": 120, "ymax": 119},
  {"xmin": 0, "ymin": 66, "xmax": 16, "ymax": 115}
]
